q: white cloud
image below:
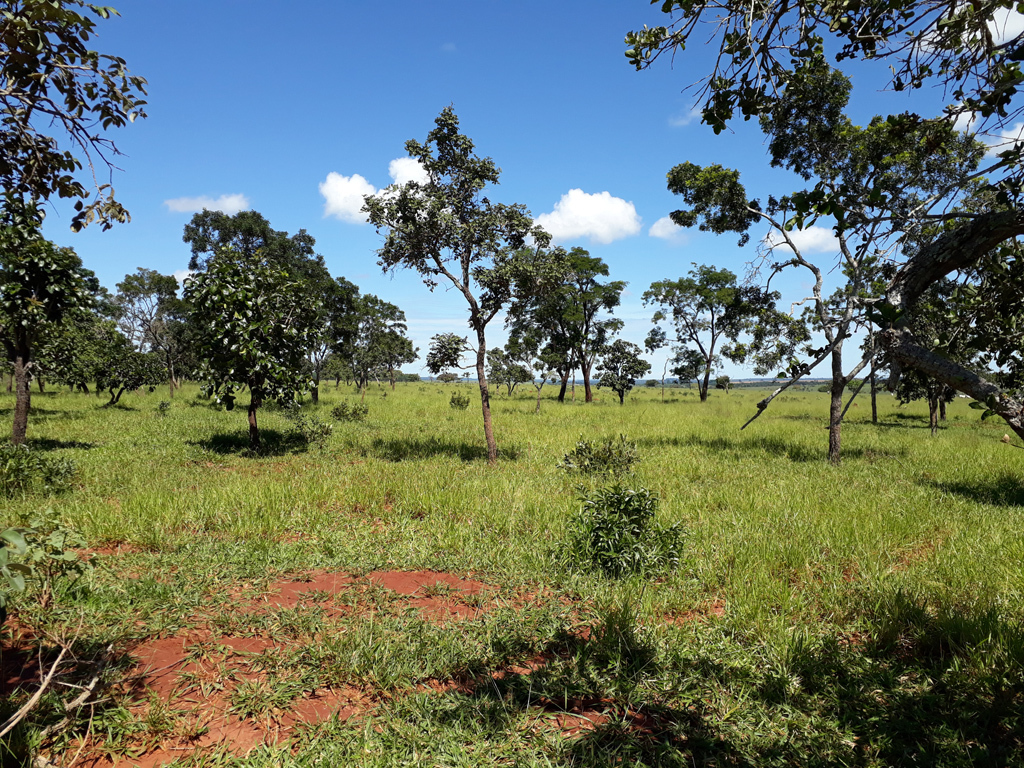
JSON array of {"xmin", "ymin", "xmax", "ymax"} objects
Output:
[
  {"xmin": 765, "ymin": 225, "xmax": 838, "ymax": 255},
  {"xmin": 388, "ymin": 157, "xmax": 429, "ymax": 185},
  {"xmin": 172, "ymin": 268, "xmax": 194, "ymax": 286},
  {"xmin": 163, "ymin": 194, "xmax": 249, "ymax": 215},
  {"xmin": 668, "ymin": 107, "xmax": 700, "ymax": 127},
  {"xmin": 989, "ymin": 8, "xmax": 1024, "ymax": 45},
  {"xmin": 440, "ymin": 42, "xmax": 457, "ymax": 53},
  {"xmin": 649, "ymin": 215, "xmax": 689, "ymax": 243},
  {"xmin": 535, "ymin": 189, "xmax": 642, "ymax": 244},
  {"xmin": 319, "ymin": 172, "xmax": 377, "ymax": 223}
]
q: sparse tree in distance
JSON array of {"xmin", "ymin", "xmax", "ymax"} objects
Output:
[
  {"xmin": 114, "ymin": 268, "xmax": 188, "ymax": 397},
  {"xmin": 364, "ymin": 107, "xmax": 551, "ymax": 464},
  {"xmin": 597, "ymin": 340, "xmax": 651, "ymax": 405}
]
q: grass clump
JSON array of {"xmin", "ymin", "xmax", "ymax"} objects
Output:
[
  {"xmin": 0, "ymin": 443, "xmax": 77, "ymax": 497},
  {"xmin": 563, "ymin": 484, "xmax": 684, "ymax": 577},
  {"xmin": 558, "ymin": 434, "xmax": 638, "ymax": 477},
  {"xmin": 449, "ymin": 391, "xmax": 471, "ymax": 410},
  {"xmin": 331, "ymin": 402, "xmax": 368, "ymax": 422}
]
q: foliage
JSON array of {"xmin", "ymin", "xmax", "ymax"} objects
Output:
[
  {"xmin": 364, "ymin": 107, "xmax": 553, "ymax": 462},
  {"xmin": 341, "ymin": 292, "xmax": 417, "ymax": 390},
  {"xmin": 486, "ymin": 346, "xmax": 533, "ymax": 395},
  {"xmin": 0, "ymin": 443, "xmax": 77, "ymax": 497},
  {"xmin": 114, "ymin": 268, "xmax": 190, "ymax": 391},
  {"xmin": 0, "ymin": 510, "xmax": 90, "ymax": 622},
  {"xmin": 595, "ymin": 339, "xmax": 651, "ymax": 404},
  {"xmin": 563, "ymin": 485, "xmax": 684, "ymax": 578},
  {"xmin": 558, "ymin": 434, "xmax": 638, "ymax": 477},
  {"xmin": 96, "ymin": 338, "xmax": 165, "ymax": 405},
  {"xmin": 284, "ymin": 409, "xmax": 333, "ymax": 450},
  {"xmin": 183, "ymin": 248, "xmax": 319, "ymax": 451},
  {"xmin": 435, "ymin": 372, "xmax": 459, "ymax": 384},
  {"xmin": 331, "ymin": 402, "xmax": 369, "ymax": 422},
  {"xmin": 157, "ymin": 400, "xmax": 171, "ymax": 416},
  {"xmin": 426, "ymin": 333, "xmax": 471, "ymax": 375},
  {"xmin": 449, "ymin": 391, "xmax": 471, "ymax": 410},
  {"xmin": 0, "ymin": 0, "xmax": 148, "ymax": 231},
  {"xmin": 716, "ymin": 375, "xmax": 732, "ymax": 392}
]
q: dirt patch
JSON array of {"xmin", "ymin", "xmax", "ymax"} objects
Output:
[
  {"xmin": 256, "ymin": 571, "xmax": 357, "ymax": 609},
  {"xmin": 365, "ymin": 569, "xmax": 491, "ymax": 595},
  {"xmin": 665, "ymin": 598, "xmax": 726, "ymax": 625}
]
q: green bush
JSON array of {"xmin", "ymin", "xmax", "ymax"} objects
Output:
[
  {"xmin": 282, "ymin": 405, "xmax": 333, "ymax": 448},
  {"xmin": 563, "ymin": 485, "xmax": 684, "ymax": 578},
  {"xmin": 331, "ymin": 402, "xmax": 369, "ymax": 422},
  {"xmin": 558, "ymin": 435, "xmax": 639, "ymax": 477},
  {"xmin": 449, "ymin": 392, "xmax": 471, "ymax": 410},
  {"xmin": 0, "ymin": 443, "xmax": 77, "ymax": 498}
]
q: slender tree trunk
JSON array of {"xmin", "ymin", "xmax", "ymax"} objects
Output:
[
  {"xmin": 474, "ymin": 330, "xmax": 498, "ymax": 464},
  {"xmin": 36, "ymin": 378, "xmax": 44, "ymax": 394},
  {"xmin": 828, "ymin": 350, "xmax": 844, "ymax": 465},
  {"xmin": 939, "ymin": 398, "xmax": 947, "ymax": 422},
  {"xmin": 571, "ymin": 379, "xmax": 576, "ymax": 402},
  {"xmin": 700, "ymin": 363, "xmax": 712, "ymax": 402},
  {"xmin": 557, "ymin": 371, "xmax": 568, "ymax": 402},
  {"xmin": 248, "ymin": 393, "xmax": 262, "ymax": 452},
  {"xmin": 929, "ymin": 397, "xmax": 939, "ymax": 436},
  {"xmin": 618, "ymin": 390, "xmax": 625, "ymax": 405},
  {"xmin": 870, "ymin": 369, "xmax": 878, "ymax": 424},
  {"xmin": 311, "ymin": 379, "xmax": 319, "ymax": 404},
  {"xmin": 12, "ymin": 353, "xmax": 31, "ymax": 445},
  {"xmin": 535, "ymin": 386, "xmax": 542, "ymax": 413}
]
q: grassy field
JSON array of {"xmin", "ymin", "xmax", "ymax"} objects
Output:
[{"xmin": 2, "ymin": 381, "xmax": 1023, "ymax": 766}]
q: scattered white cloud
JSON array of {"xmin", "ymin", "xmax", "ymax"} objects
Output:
[
  {"xmin": 989, "ymin": 7, "xmax": 1024, "ymax": 45},
  {"xmin": 649, "ymin": 215, "xmax": 689, "ymax": 243},
  {"xmin": 163, "ymin": 194, "xmax": 249, "ymax": 215},
  {"xmin": 172, "ymin": 269, "xmax": 194, "ymax": 287},
  {"xmin": 765, "ymin": 225, "xmax": 838, "ymax": 255},
  {"xmin": 388, "ymin": 157, "xmax": 429, "ymax": 185},
  {"xmin": 319, "ymin": 171, "xmax": 377, "ymax": 223},
  {"xmin": 954, "ymin": 111, "xmax": 1024, "ymax": 157},
  {"xmin": 668, "ymin": 107, "xmax": 700, "ymax": 127},
  {"xmin": 440, "ymin": 42, "xmax": 457, "ymax": 53},
  {"xmin": 535, "ymin": 189, "xmax": 642, "ymax": 244}
]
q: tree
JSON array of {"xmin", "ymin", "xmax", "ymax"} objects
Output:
[
  {"xmin": 114, "ymin": 269, "xmax": 189, "ymax": 397},
  {"xmin": 95, "ymin": 335, "xmax": 164, "ymax": 405},
  {"xmin": 342, "ymin": 293, "xmax": 417, "ymax": 398},
  {"xmin": 0, "ymin": 200, "xmax": 93, "ymax": 443},
  {"xmin": 0, "ymin": 1, "xmax": 147, "ymax": 231},
  {"xmin": 183, "ymin": 209, "xmax": 316, "ymax": 272},
  {"xmin": 644, "ymin": 264, "xmax": 783, "ymax": 402},
  {"xmin": 596, "ymin": 340, "xmax": 651, "ymax": 405},
  {"xmin": 507, "ymin": 247, "xmax": 624, "ymax": 403},
  {"xmin": 626, "ymin": 0, "xmax": 1024, "ymax": 443},
  {"xmin": 486, "ymin": 346, "xmax": 533, "ymax": 396},
  {"xmin": 715, "ymin": 375, "xmax": 732, "ymax": 393},
  {"xmin": 306, "ymin": 276, "xmax": 359, "ymax": 403},
  {"xmin": 183, "ymin": 249, "xmax": 318, "ymax": 452},
  {"xmin": 364, "ymin": 108, "xmax": 550, "ymax": 464}
]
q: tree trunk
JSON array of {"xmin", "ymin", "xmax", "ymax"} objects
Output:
[
  {"xmin": 474, "ymin": 331, "xmax": 498, "ymax": 464},
  {"xmin": 828, "ymin": 350, "xmax": 844, "ymax": 465},
  {"xmin": 618, "ymin": 390, "xmax": 625, "ymax": 405},
  {"xmin": 870, "ymin": 369, "xmax": 878, "ymax": 424},
  {"xmin": 535, "ymin": 386, "xmax": 542, "ymax": 414},
  {"xmin": 12, "ymin": 354, "xmax": 30, "ymax": 445},
  {"xmin": 582, "ymin": 361, "xmax": 593, "ymax": 403},
  {"xmin": 36, "ymin": 378, "xmax": 44, "ymax": 393},
  {"xmin": 248, "ymin": 395, "xmax": 261, "ymax": 452},
  {"xmin": 700, "ymin": 363, "xmax": 712, "ymax": 402},
  {"xmin": 311, "ymin": 380, "xmax": 319, "ymax": 404},
  {"xmin": 939, "ymin": 398, "xmax": 947, "ymax": 422},
  {"xmin": 557, "ymin": 372, "xmax": 568, "ymax": 402},
  {"xmin": 929, "ymin": 396, "xmax": 939, "ymax": 436},
  {"xmin": 5, "ymin": 372, "xmax": 12, "ymax": 393}
]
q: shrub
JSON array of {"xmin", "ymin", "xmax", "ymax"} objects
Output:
[
  {"xmin": 558, "ymin": 435, "xmax": 638, "ymax": 477},
  {"xmin": 282, "ymin": 405, "xmax": 333, "ymax": 449},
  {"xmin": 157, "ymin": 400, "xmax": 171, "ymax": 416},
  {"xmin": 0, "ymin": 444, "xmax": 77, "ymax": 498},
  {"xmin": 449, "ymin": 392, "xmax": 471, "ymax": 410},
  {"xmin": 331, "ymin": 402, "xmax": 369, "ymax": 422},
  {"xmin": 563, "ymin": 485, "xmax": 684, "ymax": 578}
]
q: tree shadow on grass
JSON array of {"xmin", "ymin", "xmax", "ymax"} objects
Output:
[
  {"xmin": 190, "ymin": 429, "xmax": 305, "ymax": 457},
  {"xmin": 926, "ymin": 473, "xmax": 1024, "ymax": 507},
  {"xmin": 25, "ymin": 438, "xmax": 95, "ymax": 451},
  {"xmin": 366, "ymin": 436, "xmax": 521, "ymax": 462},
  {"xmin": 637, "ymin": 433, "xmax": 902, "ymax": 463}
]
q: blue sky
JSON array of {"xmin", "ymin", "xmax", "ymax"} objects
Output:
[{"xmin": 38, "ymin": 1, "xmax": 1020, "ymax": 379}]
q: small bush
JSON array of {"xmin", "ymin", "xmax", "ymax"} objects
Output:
[
  {"xmin": 563, "ymin": 485, "xmax": 684, "ymax": 578},
  {"xmin": 156, "ymin": 400, "xmax": 171, "ymax": 416},
  {"xmin": 0, "ymin": 444, "xmax": 77, "ymax": 498},
  {"xmin": 282, "ymin": 405, "xmax": 333, "ymax": 449},
  {"xmin": 558, "ymin": 435, "xmax": 638, "ymax": 477},
  {"xmin": 331, "ymin": 402, "xmax": 369, "ymax": 422},
  {"xmin": 450, "ymin": 392, "xmax": 471, "ymax": 410}
]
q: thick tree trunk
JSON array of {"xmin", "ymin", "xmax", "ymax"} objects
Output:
[
  {"xmin": 828, "ymin": 350, "xmax": 844, "ymax": 465},
  {"xmin": 582, "ymin": 361, "xmax": 593, "ymax": 403},
  {"xmin": 12, "ymin": 354, "xmax": 30, "ymax": 445},
  {"xmin": 474, "ymin": 332, "xmax": 498, "ymax": 464},
  {"xmin": 618, "ymin": 390, "xmax": 625, "ymax": 405},
  {"xmin": 939, "ymin": 398, "xmax": 947, "ymax": 422},
  {"xmin": 880, "ymin": 327, "xmax": 1024, "ymax": 442},
  {"xmin": 929, "ymin": 397, "xmax": 939, "ymax": 436},
  {"xmin": 311, "ymin": 380, "xmax": 319, "ymax": 404},
  {"xmin": 557, "ymin": 372, "xmax": 568, "ymax": 402}
]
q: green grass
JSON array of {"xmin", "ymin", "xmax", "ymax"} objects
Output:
[{"xmin": 2, "ymin": 381, "xmax": 1023, "ymax": 766}]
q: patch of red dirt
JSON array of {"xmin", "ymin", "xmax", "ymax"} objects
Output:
[
  {"xmin": 366, "ymin": 570, "xmax": 491, "ymax": 595},
  {"xmin": 257, "ymin": 571, "xmax": 357, "ymax": 609},
  {"xmin": 665, "ymin": 597, "xmax": 726, "ymax": 625}
]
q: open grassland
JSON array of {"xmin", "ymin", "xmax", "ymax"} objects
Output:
[{"xmin": 2, "ymin": 382, "xmax": 1023, "ymax": 766}]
